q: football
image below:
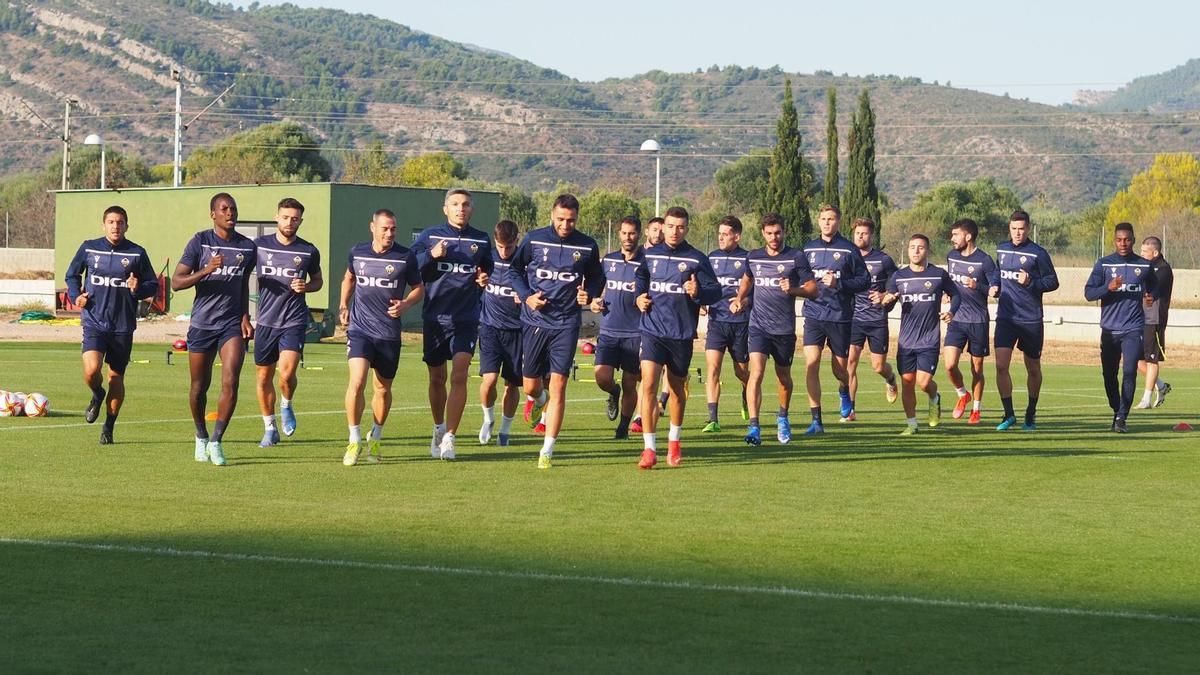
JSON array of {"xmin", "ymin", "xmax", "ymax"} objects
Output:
[
  {"xmin": 581, "ymin": 342, "xmax": 596, "ymax": 355},
  {"xmin": 0, "ymin": 390, "xmax": 16, "ymax": 417},
  {"xmin": 24, "ymin": 392, "xmax": 49, "ymax": 417},
  {"xmin": 173, "ymin": 339, "xmax": 188, "ymax": 351},
  {"xmin": 10, "ymin": 392, "xmax": 27, "ymax": 416}
]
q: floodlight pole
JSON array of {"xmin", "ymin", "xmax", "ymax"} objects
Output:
[
  {"xmin": 61, "ymin": 99, "xmax": 75, "ymax": 190},
  {"xmin": 173, "ymin": 69, "xmax": 182, "ymax": 187}
]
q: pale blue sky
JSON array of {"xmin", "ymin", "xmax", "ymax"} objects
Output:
[{"xmin": 259, "ymin": 0, "xmax": 1197, "ymax": 105}]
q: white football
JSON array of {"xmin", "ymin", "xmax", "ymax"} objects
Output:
[
  {"xmin": 24, "ymin": 392, "xmax": 49, "ymax": 418},
  {"xmin": 11, "ymin": 392, "xmax": 27, "ymax": 416},
  {"xmin": 0, "ymin": 391, "xmax": 15, "ymax": 417}
]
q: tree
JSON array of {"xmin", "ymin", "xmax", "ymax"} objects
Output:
[
  {"xmin": 887, "ymin": 178, "xmax": 1022, "ymax": 254},
  {"xmin": 764, "ymin": 78, "xmax": 812, "ymax": 247},
  {"xmin": 712, "ymin": 150, "xmax": 770, "ymax": 218},
  {"xmin": 579, "ymin": 188, "xmax": 641, "ymax": 238},
  {"xmin": 1105, "ymin": 152, "xmax": 1200, "ymax": 265},
  {"xmin": 397, "ymin": 152, "xmax": 467, "ymax": 188},
  {"xmin": 184, "ymin": 121, "xmax": 332, "ymax": 185},
  {"xmin": 843, "ymin": 89, "xmax": 880, "ymax": 243},
  {"xmin": 342, "ymin": 141, "xmax": 399, "ymax": 185},
  {"xmin": 823, "ymin": 87, "xmax": 839, "ymax": 209}
]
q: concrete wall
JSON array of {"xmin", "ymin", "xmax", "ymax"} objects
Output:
[
  {"xmin": 0, "ymin": 248, "xmax": 54, "ymax": 274},
  {"xmin": 0, "ymin": 280, "xmax": 55, "ymax": 308},
  {"xmin": 1050, "ymin": 267, "xmax": 1200, "ymax": 307}
]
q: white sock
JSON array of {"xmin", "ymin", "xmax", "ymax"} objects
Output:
[
  {"xmin": 444, "ymin": 432, "xmax": 455, "ymax": 444},
  {"xmin": 434, "ymin": 422, "xmax": 447, "ymax": 436},
  {"xmin": 263, "ymin": 415, "xmax": 276, "ymax": 430},
  {"xmin": 281, "ymin": 398, "xmax": 292, "ymax": 409},
  {"xmin": 972, "ymin": 400, "xmax": 982, "ymax": 411},
  {"xmin": 349, "ymin": 425, "xmax": 362, "ymax": 443},
  {"xmin": 541, "ymin": 435, "xmax": 556, "ymax": 456},
  {"xmin": 370, "ymin": 423, "xmax": 383, "ymax": 440},
  {"xmin": 536, "ymin": 389, "xmax": 548, "ymax": 406},
  {"xmin": 643, "ymin": 432, "xmax": 657, "ymax": 449},
  {"xmin": 955, "ymin": 387, "xmax": 967, "ymax": 397},
  {"xmin": 907, "ymin": 417, "xmax": 918, "ymax": 427},
  {"xmin": 668, "ymin": 424, "xmax": 682, "ymax": 442},
  {"xmin": 1140, "ymin": 391, "xmax": 1153, "ymax": 404},
  {"xmin": 499, "ymin": 415, "xmax": 514, "ymax": 434},
  {"xmin": 538, "ymin": 411, "xmax": 546, "ymax": 424},
  {"xmin": 482, "ymin": 405, "xmax": 495, "ymax": 424}
]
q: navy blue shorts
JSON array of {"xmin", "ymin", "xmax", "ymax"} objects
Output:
[
  {"xmin": 188, "ymin": 324, "xmax": 244, "ymax": 355},
  {"xmin": 253, "ymin": 324, "xmax": 306, "ymax": 366},
  {"xmin": 595, "ymin": 333, "xmax": 641, "ymax": 372},
  {"xmin": 994, "ymin": 319, "xmax": 1043, "ymax": 359},
  {"xmin": 640, "ymin": 334, "xmax": 694, "ymax": 378},
  {"xmin": 897, "ymin": 348, "xmax": 939, "ymax": 375},
  {"xmin": 748, "ymin": 332, "xmax": 797, "ymax": 367},
  {"xmin": 478, "ymin": 323, "xmax": 523, "ymax": 385},
  {"xmin": 705, "ymin": 320, "xmax": 749, "ymax": 363},
  {"xmin": 347, "ymin": 332, "xmax": 401, "ymax": 380},
  {"xmin": 802, "ymin": 318, "xmax": 851, "ymax": 358},
  {"xmin": 850, "ymin": 321, "xmax": 889, "ymax": 355},
  {"xmin": 945, "ymin": 321, "xmax": 990, "ymax": 357},
  {"xmin": 522, "ymin": 324, "xmax": 579, "ymax": 377},
  {"xmin": 82, "ymin": 328, "xmax": 133, "ymax": 374},
  {"xmin": 423, "ymin": 320, "xmax": 478, "ymax": 366}
]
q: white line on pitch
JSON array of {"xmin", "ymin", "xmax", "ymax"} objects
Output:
[{"xmin": 2, "ymin": 537, "xmax": 1195, "ymax": 625}]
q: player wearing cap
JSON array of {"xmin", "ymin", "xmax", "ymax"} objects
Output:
[{"xmin": 64, "ymin": 205, "xmax": 159, "ymax": 445}]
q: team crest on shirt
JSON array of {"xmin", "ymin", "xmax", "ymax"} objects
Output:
[
  {"xmin": 867, "ymin": 264, "xmax": 875, "ymax": 273},
  {"xmin": 385, "ymin": 264, "xmax": 395, "ymax": 275},
  {"xmin": 1135, "ymin": 268, "xmax": 1142, "ymax": 277},
  {"xmin": 1019, "ymin": 256, "xmax": 1027, "ymax": 264},
  {"xmin": 609, "ymin": 262, "xmax": 616, "ymax": 272},
  {"xmin": 573, "ymin": 251, "xmax": 582, "ymax": 262},
  {"xmin": 677, "ymin": 262, "xmax": 687, "ymax": 272},
  {"xmin": 833, "ymin": 252, "xmax": 841, "ymax": 260},
  {"xmin": 293, "ymin": 256, "xmax": 302, "ymax": 267},
  {"xmin": 120, "ymin": 258, "xmax": 129, "ymax": 268},
  {"xmin": 470, "ymin": 243, "xmax": 479, "ymax": 254},
  {"xmin": 235, "ymin": 253, "xmax": 245, "ymax": 263},
  {"xmin": 93, "ymin": 254, "xmax": 102, "ymax": 267},
  {"xmin": 968, "ymin": 265, "xmax": 975, "ymax": 273},
  {"xmin": 777, "ymin": 264, "xmax": 785, "ymax": 273},
  {"xmin": 358, "ymin": 261, "xmax": 366, "ymax": 271},
  {"xmin": 734, "ymin": 261, "xmax": 742, "ymax": 269},
  {"xmin": 903, "ymin": 282, "xmax": 909, "ymax": 292},
  {"xmin": 924, "ymin": 281, "xmax": 932, "ymax": 289},
  {"xmin": 809, "ymin": 254, "xmax": 816, "ymax": 263}
]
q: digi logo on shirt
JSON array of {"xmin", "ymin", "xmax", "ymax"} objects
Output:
[
  {"xmin": 535, "ymin": 268, "xmax": 579, "ymax": 283},
  {"xmin": 1110, "ymin": 267, "xmax": 1143, "ymax": 293},
  {"xmin": 485, "ymin": 282, "xmax": 517, "ymax": 298},
  {"xmin": 437, "ymin": 261, "xmax": 477, "ymax": 275},
  {"xmin": 900, "ymin": 280, "xmax": 938, "ymax": 304},
  {"xmin": 261, "ymin": 251, "xmax": 307, "ymax": 279},
  {"xmin": 209, "ymin": 250, "xmax": 248, "ymax": 278},
  {"xmin": 606, "ymin": 278, "xmax": 635, "ymax": 292},
  {"xmin": 356, "ymin": 261, "xmax": 400, "ymax": 288}
]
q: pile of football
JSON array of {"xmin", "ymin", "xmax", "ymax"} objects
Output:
[{"xmin": 0, "ymin": 390, "xmax": 50, "ymax": 417}]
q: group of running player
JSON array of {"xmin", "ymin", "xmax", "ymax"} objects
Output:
[{"xmin": 63, "ymin": 191, "xmax": 1175, "ymax": 468}]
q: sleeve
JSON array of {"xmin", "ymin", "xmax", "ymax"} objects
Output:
[
  {"xmin": 584, "ymin": 243, "xmax": 605, "ymax": 300},
  {"xmin": 1142, "ymin": 262, "xmax": 1157, "ymax": 300},
  {"xmin": 634, "ymin": 255, "xmax": 650, "ymax": 296},
  {"xmin": 65, "ymin": 243, "xmax": 88, "ymax": 302},
  {"xmin": 134, "ymin": 248, "xmax": 159, "ymax": 301},
  {"xmin": 840, "ymin": 248, "xmax": 871, "ymax": 293},
  {"xmin": 987, "ymin": 253, "xmax": 1002, "ymax": 292},
  {"xmin": 179, "ymin": 234, "xmax": 201, "ymax": 270},
  {"xmin": 983, "ymin": 255, "xmax": 997, "ymax": 292},
  {"xmin": 792, "ymin": 251, "xmax": 815, "ymax": 284},
  {"xmin": 310, "ymin": 247, "xmax": 323, "ymax": 281},
  {"xmin": 693, "ymin": 255, "xmax": 722, "ymax": 306},
  {"xmin": 943, "ymin": 269, "xmax": 961, "ymax": 314},
  {"xmin": 508, "ymin": 235, "xmax": 533, "ymax": 301},
  {"xmin": 404, "ymin": 250, "xmax": 423, "ymax": 287},
  {"xmin": 478, "ymin": 235, "xmax": 495, "ymax": 276},
  {"xmin": 1035, "ymin": 249, "xmax": 1060, "ymax": 293},
  {"xmin": 886, "ymin": 272, "xmax": 898, "ymax": 295},
  {"xmin": 411, "ymin": 229, "xmax": 434, "ymax": 271},
  {"xmin": 1083, "ymin": 260, "xmax": 1108, "ymax": 302},
  {"xmin": 1161, "ymin": 266, "xmax": 1174, "ymax": 321},
  {"xmin": 241, "ymin": 242, "xmax": 257, "ymax": 315}
]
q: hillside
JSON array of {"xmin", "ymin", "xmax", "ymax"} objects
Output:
[
  {"xmin": 1083, "ymin": 59, "xmax": 1200, "ymax": 113},
  {"xmin": 2, "ymin": 0, "xmax": 1198, "ymax": 209}
]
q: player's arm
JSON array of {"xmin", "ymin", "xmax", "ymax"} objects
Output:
[
  {"xmin": 787, "ymin": 254, "xmax": 819, "ymax": 299},
  {"xmin": 508, "ymin": 236, "xmax": 533, "ymax": 301},
  {"xmin": 634, "ymin": 256, "xmax": 652, "ymax": 311},
  {"xmin": 240, "ymin": 250, "xmax": 254, "ymax": 338},
  {"xmin": 881, "ymin": 275, "xmax": 900, "ymax": 311},
  {"xmin": 133, "ymin": 252, "xmax": 159, "ymax": 301},
  {"xmin": 338, "ymin": 268, "xmax": 355, "ymax": 326},
  {"xmin": 172, "ymin": 238, "xmax": 218, "ymax": 291},
  {"xmin": 64, "ymin": 244, "xmax": 88, "ymax": 304},
  {"xmin": 693, "ymin": 257, "xmax": 723, "ymax": 306},
  {"xmin": 395, "ymin": 251, "xmax": 425, "ymax": 314},
  {"xmin": 410, "ymin": 229, "xmax": 435, "ymax": 271},
  {"xmin": 1082, "ymin": 260, "xmax": 1109, "ymax": 302},
  {"xmin": 583, "ymin": 243, "xmax": 605, "ymax": 302},
  {"xmin": 840, "ymin": 250, "xmax": 871, "ymax": 293},
  {"xmin": 943, "ymin": 269, "xmax": 961, "ymax": 316},
  {"xmin": 1034, "ymin": 251, "xmax": 1060, "ymax": 293}
]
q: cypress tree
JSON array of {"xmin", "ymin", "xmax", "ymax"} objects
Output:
[
  {"xmin": 823, "ymin": 87, "xmax": 839, "ymax": 210},
  {"xmin": 843, "ymin": 89, "xmax": 881, "ymax": 244},
  {"xmin": 764, "ymin": 78, "xmax": 812, "ymax": 246}
]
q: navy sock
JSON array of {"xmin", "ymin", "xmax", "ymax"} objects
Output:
[
  {"xmin": 1025, "ymin": 398, "xmax": 1038, "ymax": 425},
  {"xmin": 811, "ymin": 407, "xmax": 822, "ymax": 424},
  {"xmin": 778, "ymin": 407, "xmax": 788, "ymax": 419},
  {"xmin": 749, "ymin": 417, "xmax": 759, "ymax": 428},
  {"xmin": 1002, "ymin": 397, "xmax": 1015, "ymax": 418},
  {"xmin": 90, "ymin": 386, "xmax": 105, "ymax": 400},
  {"xmin": 212, "ymin": 419, "xmax": 229, "ymax": 442},
  {"xmin": 103, "ymin": 413, "xmax": 116, "ymax": 432},
  {"xmin": 617, "ymin": 415, "xmax": 631, "ymax": 433},
  {"xmin": 707, "ymin": 402, "xmax": 718, "ymax": 422}
]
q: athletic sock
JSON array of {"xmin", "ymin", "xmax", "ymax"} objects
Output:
[
  {"xmin": 1157, "ymin": 380, "xmax": 1169, "ymax": 393},
  {"xmin": 370, "ymin": 423, "xmax": 384, "ymax": 441},
  {"xmin": 668, "ymin": 424, "xmax": 682, "ymax": 442},
  {"xmin": 281, "ymin": 398, "xmax": 292, "ymax": 409},
  {"xmin": 103, "ymin": 412, "xmax": 116, "ymax": 433},
  {"xmin": 90, "ymin": 385, "xmax": 104, "ymax": 400},
  {"xmin": 194, "ymin": 420, "xmax": 208, "ymax": 438},
  {"xmin": 535, "ymin": 389, "xmax": 549, "ymax": 407},
  {"xmin": 541, "ymin": 435, "xmax": 556, "ymax": 456},
  {"xmin": 777, "ymin": 406, "xmax": 788, "ymax": 419},
  {"xmin": 263, "ymin": 415, "xmax": 276, "ymax": 431},
  {"xmin": 907, "ymin": 417, "xmax": 918, "ymax": 428},
  {"xmin": 616, "ymin": 414, "xmax": 631, "ymax": 434},
  {"xmin": 212, "ymin": 419, "xmax": 228, "ymax": 443},
  {"xmin": 499, "ymin": 415, "xmax": 515, "ymax": 435},
  {"xmin": 1001, "ymin": 397, "xmax": 1015, "ymax": 419},
  {"xmin": 643, "ymin": 432, "xmax": 657, "ymax": 449},
  {"xmin": 348, "ymin": 425, "xmax": 362, "ymax": 443},
  {"xmin": 434, "ymin": 422, "xmax": 447, "ymax": 436},
  {"xmin": 659, "ymin": 391, "xmax": 670, "ymax": 407},
  {"xmin": 606, "ymin": 383, "xmax": 621, "ymax": 396},
  {"xmin": 482, "ymin": 405, "xmax": 495, "ymax": 425},
  {"xmin": 811, "ymin": 407, "xmax": 823, "ymax": 425},
  {"xmin": 972, "ymin": 400, "xmax": 982, "ymax": 412},
  {"xmin": 886, "ymin": 373, "xmax": 897, "ymax": 386},
  {"xmin": 1025, "ymin": 397, "xmax": 1038, "ymax": 426},
  {"xmin": 839, "ymin": 384, "xmax": 849, "ymax": 395},
  {"xmin": 749, "ymin": 416, "xmax": 760, "ymax": 428},
  {"xmin": 955, "ymin": 387, "xmax": 968, "ymax": 397},
  {"xmin": 707, "ymin": 402, "xmax": 718, "ymax": 422},
  {"xmin": 1139, "ymin": 391, "xmax": 1152, "ymax": 406}
]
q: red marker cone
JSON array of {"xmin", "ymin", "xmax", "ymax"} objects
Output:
[{"xmin": 1172, "ymin": 422, "xmax": 1192, "ymax": 432}]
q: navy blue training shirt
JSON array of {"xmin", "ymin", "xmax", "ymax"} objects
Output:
[
  {"xmin": 995, "ymin": 239, "xmax": 1059, "ymax": 323},
  {"xmin": 598, "ymin": 250, "xmax": 644, "ymax": 338},
  {"xmin": 744, "ymin": 246, "xmax": 813, "ymax": 336},
  {"xmin": 346, "ymin": 242, "xmax": 422, "ymax": 342},
  {"xmin": 65, "ymin": 237, "xmax": 159, "ymax": 334},
  {"xmin": 853, "ymin": 247, "xmax": 897, "ymax": 325},
  {"xmin": 179, "ymin": 230, "xmax": 256, "ymax": 331},
  {"xmin": 635, "ymin": 241, "xmax": 722, "ymax": 340},
  {"xmin": 802, "ymin": 233, "xmax": 871, "ymax": 322},
  {"xmin": 887, "ymin": 264, "xmax": 961, "ymax": 350},
  {"xmin": 254, "ymin": 234, "xmax": 321, "ymax": 330},
  {"xmin": 1084, "ymin": 252, "xmax": 1156, "ymax": 333},
  {"xmin": 946, "ymin": 248, "xmax": 996, "ymax": 325},
  {"xmin": 509, "ymin": 225, "xmax": 604, "ymax": 330},
  {"xmin": 480, "ymin": 247, "xmax": 522, "ymax": 331},
  {"xmin": 707, "ymin": 246, "xmax": 750, "ymax": 324},
  {"xmin": 411, "ymin": 222, "xmax": 493, "ymax": 325}
]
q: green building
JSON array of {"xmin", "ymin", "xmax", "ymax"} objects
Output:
[{"xmin": 54, "ymin": 183, "xmax": 500, "ymax": 327}]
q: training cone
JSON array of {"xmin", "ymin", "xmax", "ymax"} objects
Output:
[
  {"xmin": 1172, "ymin": 422, "xmax": 1193, "ymax": 432},
  {"xmin": 205, "ymin": 411, "xmax": 218, "ymax": 421}
]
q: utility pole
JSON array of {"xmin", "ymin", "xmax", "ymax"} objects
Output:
[
  {"xmin": 61, "ymin": 99, "xmax": 75, "ymax": 190},
  {"xmin": 173, "ymin": 68, "xmax": 183, "ymax": 187}
]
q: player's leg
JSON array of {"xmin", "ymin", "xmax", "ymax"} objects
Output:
[
  {"xmin": 343, "ymin": 354, "xmax": 371, "ymax": 466},
  {"xmin": 205, "ymin": 334, "xmax": 245, "ymax": 465},
  {"xmin": 968, "ymin": 354, "xmax": 986, "ymax": 423},
  {"xmin": 917, "ymin": 367, "xmax": 940, "ymax": 428},
  {"xmin": 828, "ymin": 323, "xmax": 853, "ymax": 421},
  {"xmin": 744, "ymin": 346, "xmax": 767, "ymax": 445},
  {"xmin": 944, "ymin": 345, "xmax": 970, "ymax": 419},
  {"xmin": 1100, "ymin": 330, "xmax": 1121, "ymax": 423},
  {"xmin": 617, "ymin": 368, "xmax": 639, "ymax": 439},
  {"xmin": 535, "ymin": 329, "xmax": 576, "ymax": 468},
  {"xmin": 803, "ymin": 344, "xmax": 824, "ymax": 416},
  {"xmin": 479, "ymin": 371, "xmax": 499, "ymax": 444},
  {"xmin": 774, "ymin": 358, "xmax": 794, "ymax": 444},
  {"xmin": 81, "ymin": 348, "xmax": 106, "ymax": 424},
  {"xmin": 1023, "ymin": 353, "xmax": 1043, "ymax": 429},
  {"xmin": 994, "ymin": 346, "xmax": 1016, "ymax": 429},
  {"xmin": 846, "ymin": 343, "xmax": 863, "ymax": 414},
  {"xmin": 255, "ymin": 363, "xmax": 280, "ymax": 447},
  {"xmin": 521, "ymin": 328, "xmax": 550, "ymax": 433},
  {"xmin": 871, "ymin": 351, "xmax": 897, "ymax": 404},
  {"xmin": 638, "ymin": 357, "xmax": 664, "ymax": 468},
  {"xmin": 187, "ymin": 345, "xmax": 216, "ymax": 461},
  {"xmin": 99, "ymin": 365, "xmax": 125, "ymax": 445},
  {"xmin": 277, "ymin": 348, "xmax": 301, "ymax": 436},
  {"xmin": 1117, "ymin": 330, "xmax": 1142, "ymax": 430},
  {"xmin": 438, "ymin": 351, "xmax": 473, "ymax": 457},
  {"xmin": 703, "ymin": 348, "xmax": 724, "ymax": 430},
  {"xmin": 664, "ymin": 365, "xmax": 689, "ymax": 467},
  {"xmin": 900, "ymin": 366, "xmax": 919, "ymax": 434}
]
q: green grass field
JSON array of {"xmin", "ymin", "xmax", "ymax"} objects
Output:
[{"xmin": 1, "ymin": 341, "xmax": 1197, "ymax": 672}]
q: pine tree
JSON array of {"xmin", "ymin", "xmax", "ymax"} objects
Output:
[
  {"xmin": 843, "ymin": 89, "xmax": 881, "ymax": 244},
  {"xmin": 823, "ymin": 87, "xmax": 839, "ymax": 210},
  {"xmin": 764, "ymin": 78, "xmax": 812, "ymax": 246}
]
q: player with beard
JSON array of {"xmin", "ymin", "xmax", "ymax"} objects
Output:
[
  {"xmin": 943, "ymin": 218, "xmax": 996, "ymax": 425},
  {"xmin": 844, "ymin": 217, "xmax": 898, "ymax": 421},
  {"xmin": 701, "ymin": 216, "xmax": 751, "ymax": 432},
  {"xmin": 590, "ymin": 217, "xmax": 644, "ymax": 439}
]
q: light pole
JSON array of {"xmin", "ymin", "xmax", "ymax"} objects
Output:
[
  {"xmin": 84, "ymin": 133, "xmax": 106, "ymax": 190},
  {"xmin": 640, "ymin": 139, "xmax": 661, "ymax": 217}
]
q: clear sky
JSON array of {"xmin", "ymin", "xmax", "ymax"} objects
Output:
[{"xmin": 257, "ymin": 0, "xmax": 1197, "ymax": 105}]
